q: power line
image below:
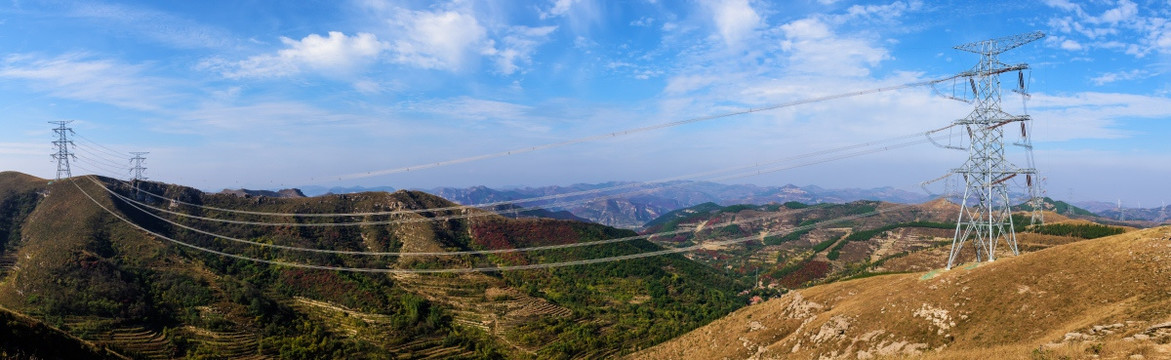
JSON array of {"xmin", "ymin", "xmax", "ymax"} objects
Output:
[
  {"xmin": 122, "ymin": 126, "xmax": 954, "ymax": 220},
  {"xmin": 81, "ymin": 135, "xmax": 940, "ymax": 259},
  {"xmin": 85, "ymin": 175, "xmax": 818, "ymax": 256},
  {"xmin": 74, "ymin": 133, "xmax": 130, "ymax": 159},
  {"xmin": 71, "ymin": 175, "xmax": 933, "ymax": 273},
  {"xmin": 73, "ymin": 159, "xmax": 130, "ymax": 179},
  {"xmin": 91, "ymin": 135, "xmax": 938, "ymax": 228},
  {"xmin": 327, "ymin": 75, "xmax": 964, "ymax": 183},
  {"xmin": 73, "ymin": 144, "xmax": 133, "ymax": 172}
]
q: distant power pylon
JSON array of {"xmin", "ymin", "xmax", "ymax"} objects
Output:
[
  {"xmin": 130, "ymin": 152, "xmax": 149, "ymax": 182},
  {"xmin": 945, "ymin": 31, "xmax": 1045, "ymax": 270},
  {"xmin": 49, "ymin": 121, "xmax": 76, "ymax": 180},
  {"xmin": 129, "ymin": 151, "xmax": 149, "ymax": 199}
]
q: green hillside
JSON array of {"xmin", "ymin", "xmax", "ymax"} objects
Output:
[{"xmin": 0, "ymin": 173, "xmax": 741, "ymax": 359}]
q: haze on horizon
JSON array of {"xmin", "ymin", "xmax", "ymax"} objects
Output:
[{"xmin": 1, "ymin": 0, "xmax": 1168, "ymax": 205}]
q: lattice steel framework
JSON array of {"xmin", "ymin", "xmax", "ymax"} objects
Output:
[
  {"xmin": 130, "ymin": 152, "xmax": 149, "ymax": 181},
  {"xmin": 50, "ymin": 121, "xmax": 76, "ymax": 180},
  {"xmin": 946, "ymin": 31, "xmax": 1045, "ymax": 270}
]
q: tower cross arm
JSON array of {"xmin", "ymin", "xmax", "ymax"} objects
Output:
[{"xmin": 953, "ymin": 31, "xmax": 1045, "ymax": 55}]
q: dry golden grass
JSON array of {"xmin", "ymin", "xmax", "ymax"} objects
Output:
[{"xmin": 632, "ymin": 226, "xmax": 1171, "ymax": 360}]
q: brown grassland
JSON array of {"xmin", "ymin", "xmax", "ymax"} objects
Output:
[{"xmin": 633, "ymin": 226, "xmax": 1171, "ymax": 359}]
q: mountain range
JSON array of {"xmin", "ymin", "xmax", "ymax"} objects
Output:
[{"xmin": 425, "ymin": 181, "xmax": 932, "ymax": 229}]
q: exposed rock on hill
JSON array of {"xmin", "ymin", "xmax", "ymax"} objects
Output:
[
  {"xmin": 633, "ymin": 226, "xmax": 1171, "ymax": 359},
  {"xmin": 218, "ymin": 188, "xmax": 306, "ymax": 198}
]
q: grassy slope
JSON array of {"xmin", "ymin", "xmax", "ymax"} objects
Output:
[{"xmin": 633, "ymin": 226, "xmax": 1171, "ymax": 359}]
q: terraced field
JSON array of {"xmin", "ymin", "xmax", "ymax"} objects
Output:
[
  {"xmin": 180, "ymin": 326, "xmax": 266, "ymax": 359},
  {"xmin": 283, "ymin": 295, "xmax": 474, "ymax": 359},
  {"xmin": 391, "ymin": 272, "xmax": 573, "ymax": 353},
  {"xmin": 0, "ymin": 252, "xmax": 16, "ymax": 280},
  {"xmin": 99, "ymin": 326, "xmax": 176, "ymax": 360}
]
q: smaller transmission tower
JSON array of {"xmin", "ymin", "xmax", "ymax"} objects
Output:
[
  {"xmin": 129, "ymin": 151, "xmax": 149, "ymax": 199},
  {"xmin": 129, "ymin": 152, "xmax": 149, "ymax": 182},
  {"xmin": 49, "ymin": 121, "xmax": 76, "ymax": 180},
  {"xmin": 946, "ymin": 31, "xmax": 1045, "ymax": 270}
]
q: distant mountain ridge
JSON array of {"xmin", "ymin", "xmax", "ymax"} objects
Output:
[{"xmin": 426, "ymin": 181, "xmax": 931, "ymax": 229}]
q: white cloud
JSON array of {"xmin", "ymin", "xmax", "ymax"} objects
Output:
[
  {"xmin": 1043, "ymin": 0, "xmax": 1170, "ymax": 56},
  {"xmin": 1030, "ymin": 92, "xmax": 1171, "ymax": 141},
  {"xmin": 0, "ymin": 53, "xmax": 174, "ymax": 111},
  {"xmin": 388, "ymin": 9, "xmax": 489, "ymax": 71},
  {"xmin": 407, "ymin": 97, "xmax": 529, "ymax": 121},
  {"xmin": 835, "ymin": 1, "xmax": 920, "ymax": 23},
  {"xmin": 1060, "ymin": 39, "xmax": 1083, "ymax": 50},
  {"xmin": 164, "ymin": 101, "xmax": 373, "ymax": 133},
  {"xmin": 1091, "ymin": 0, "xmax": 1137, "ymax": 24},
  {"xmin": 0, "ymin": 142, "xmax": 45, "ymax": 156},
  {"xmin": 539, "ymin": 0, "xmax": 580, "ymax": 20},
  {"xmin": 353, "ymin": 1, "xmax": 558, "ymax": 75},
  {"xmin": 706, "ymin": 0, "xmax": 761, "ymax": 47},
  {"xmin": 64, "ymin": 2, "xmax": 234, "ymax": 49},
  {"xmin": 1042, "ymin": 0, "xmax": 1081, "ymax": 12},
  {"xmin": 400, "ymin": 97, "xmax": 554, "ymax": 133},
  {"xmin": 489, "ymin": 26, "xmax": 558, "ymax": 75},
  {"xmin": 352, "ymin": 79, "xmax": 384, "ymax": 94},
  {"xmin": 778, "ymin": 18, "xmax": 890, "ymax": 77},
  {"xmin": 1090, "ymin": 69, "xmax": 1153, "ymax": 85},
  {"xmin": 208, "ymin": 32, "xmax": 387, "ymax": 79},
  {"xmin": 630, "ymin": 16, "xmax": 654, "ymax": 27},
  {"xmin": 664, "ymin": 74, "xmax": 722, "ymax": 94}
]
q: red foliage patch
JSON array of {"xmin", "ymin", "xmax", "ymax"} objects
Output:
[
  {"xmin": 778, "ymin": 261, "xmax": 831, "ymax": 288},
  {"xmin": 278, "ymin": 269, "xmax": 378, "ymax": 306},
  {"xmin": 470, "ymin": 219, "xmax": 582, "ymax": 265}
]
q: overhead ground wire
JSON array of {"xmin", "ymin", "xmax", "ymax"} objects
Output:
[
  {"xmin": 107, "ymin": 125, "xmax": 955, "ymax": 220},
  {"xmin": 89, "ymin": 134, "xmax": 941, "ymax": 228},
  {"xmin": 79, "ymin": 135, "xmax": 941, "ymax": 257},
  {"xmin": 71, "ymin": 175, "xmax": 935, "ymax": 273},
  {"xmin": 329, "ymin": 75, "xmax": 963, "ymax": 183}
]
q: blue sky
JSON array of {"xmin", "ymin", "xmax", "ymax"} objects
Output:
[{"xmin": 0, "ymin": 0, "xmax": 1168, "ymax": 205}]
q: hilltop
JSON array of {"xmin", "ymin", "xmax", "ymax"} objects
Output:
[{"xmin": 632, "ymin": 226, "xmax": 1171, "ymax": 359}]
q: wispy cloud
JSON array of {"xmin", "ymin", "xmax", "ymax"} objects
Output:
[
  {"xmin": 0, "ymin": 142, "xmax": 45, "ymax": 156},
  {"xmin": 705, "ymin": 0, "xmax": 761, "ymax": 48},
  {"xmin": 165, "ymin": 101, "xmax": 375, "ymax": 133},
  {"xmin": 1042, "ymin": 0, "xmax": 1170, "ymax": 57},
  {"xmin": 1090, "ymin": 69, "xmax": 1154, "ymax": 85},
  {"xmin": 64, "ymin": 2, "xmax": 235, "ymax": 49},
  {"xmin": 385, "ymin": 7, "xmax": 491, "ymax": 71},
  {"xmin": 538, "ymin": 0, "xmax": 580, "ymax": 20},
  {"xmin": 1030, "ymin": 91, "xmax": 1171, "ymax": 141},
  {"xmin": 204, "ymin": 31, "xmax": 387, "ymax": 79},
  {"xmin": 486, "ymin": 25, "xmax": 558, "ymax": 75},
  {"xmin": 0, "ymin": 53, "xmax": 176, "ymax": 111}
]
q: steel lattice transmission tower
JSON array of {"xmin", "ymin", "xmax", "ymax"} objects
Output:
[
  {"xmin": 129, "ymin": 151, "xmax": 149, "ymax": 199},
  {"xmin": 49, "ymin": 121, "xmax": 76, "ymax": 180},
  {"xmin": 946, "ymin": 31, "xmax": 1045, "ymax": 270},
  {"xmin": 129, "ymin": 152, "xmax": 149, "ymax": 182}
]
